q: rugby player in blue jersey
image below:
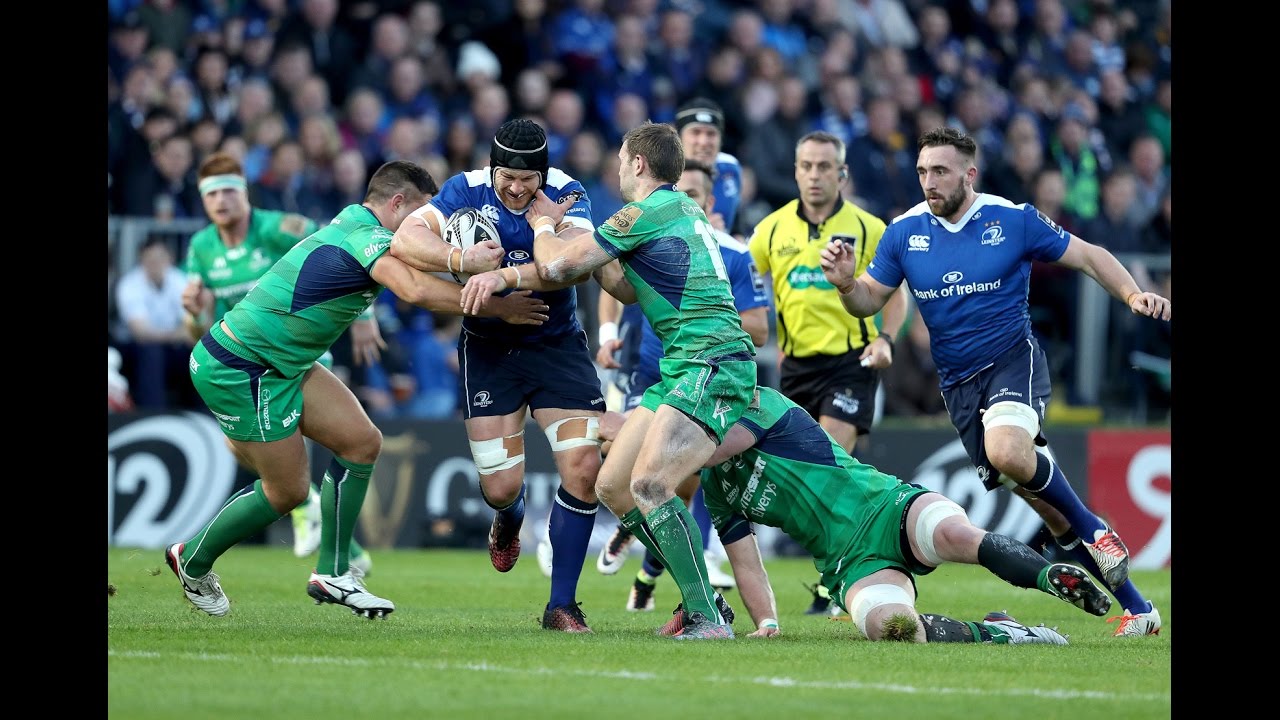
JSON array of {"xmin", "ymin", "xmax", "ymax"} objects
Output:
[
  {"xmin": 820, "ymin": 126, "xmax": 1170, "ymax": 638},
  {"xmin": 389, "ymin": 119, "xmax": 604, "ymax": 633}
]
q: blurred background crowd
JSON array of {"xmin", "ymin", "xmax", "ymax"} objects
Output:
[{"xmin": 107, "ymin": 0, "xmax": 1171, "ymax": 425}]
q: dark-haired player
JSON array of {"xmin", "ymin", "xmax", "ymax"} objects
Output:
[
  {"xmin": 821, "ymin": 126, "xmax": 1170, "ymax": 637},
  {"xmin": 389, "ymin": 119, "xmax": 604, "ymax": 633},
  {"xmin": 167, "ymin": 161, "xmax": 549, "ymax": 618}
]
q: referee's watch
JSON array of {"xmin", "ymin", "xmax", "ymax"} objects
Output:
[{"xmin": 876, "ymin": 333, "xmax": 894, "ymax": 350}]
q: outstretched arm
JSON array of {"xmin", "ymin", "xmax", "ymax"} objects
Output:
[
  {"xmin": 723, "ymin": 534, "xmax": 780, "ymax": 637},
  {"xmin": 523, "ymin": 189, "xmax": 615, "ymax": 284},
  {"xmin": 819, "ymin": 239, "xmax": 900, "ymax": 318},
  {"xmin": 1054, "ymin": 235, "xmax": 1171, "ymax": 320}
]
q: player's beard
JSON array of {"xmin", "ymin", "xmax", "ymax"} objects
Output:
[{"xmin": 931, "ymin": 182, "xmax": 967, "ymax": 220}]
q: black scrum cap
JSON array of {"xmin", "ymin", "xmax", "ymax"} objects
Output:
[
  {"xmin": 674, "ymin": 98, "xmax": 725, "ymax": 134},
  {"xmin": 491, "ymin": 119, "xmax": 549, "ymax": 188}
]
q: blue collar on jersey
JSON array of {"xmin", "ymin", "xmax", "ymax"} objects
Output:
[{"xmin": 657, "ymin": 183, "xmax": 678, "ymax": 193}]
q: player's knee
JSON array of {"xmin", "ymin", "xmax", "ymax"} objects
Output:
[
  {"xmin": 850, "ymin": 584, "xmax": 917, "ymax": 641},
  {"xmin": 912, "ymin": 498, "xmax": 969, "ymax": 565},
  {"xmin": 470, "ymin": 431, "xmax": 526, "ymax": 477},
  {"xmin": 630, "ymin": 475, "xmax": 670, "ymax": 507},
  {"xmin": 351, "ymin": 425, "xmax": 383, "ymax": 465},
  {"xmin": 982, "ymin": 402, "xmax": 1038, "ymax": 470}
]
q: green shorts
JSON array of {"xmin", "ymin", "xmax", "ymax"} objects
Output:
[
  {"xmin": 821, "ymin": 484, "xmax": 935, "ymax": 613},
  {"xmin": 189, "ymin": 322, "xmax": 305, "ymax": 443},
  {"xmin": 639, "ymin": 342, "xmax": 757, "ymax": 444}
]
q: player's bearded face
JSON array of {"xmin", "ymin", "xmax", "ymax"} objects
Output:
[{"xmin": 494, "ymin": 168, "xmax": 540, "ymax": 211}]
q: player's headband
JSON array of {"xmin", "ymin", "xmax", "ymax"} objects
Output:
[{"xmin": 199, "ymin": 174, "xmax": 247, "ymax": 196}]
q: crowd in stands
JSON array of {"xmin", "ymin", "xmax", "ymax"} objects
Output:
[{"xmin": 107, "ymin": 0, "xmax": 1171, "ymax": 423}]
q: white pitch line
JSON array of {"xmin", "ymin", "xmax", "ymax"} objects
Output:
[{"xmin": 108, "ymin": 650, "xmax": 1169, "ymax": 703}]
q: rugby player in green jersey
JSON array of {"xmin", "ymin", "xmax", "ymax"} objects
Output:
[
  {"xmin": 601, "ymin": 386, "xmax": 1112, "ymax": 645},
  {"xmin": 461, "ymin": 122, "xmax": 754, "ymax": 639},
  {"xmin": 180, "ymin": 151, "xmax": 383, "ymax": 569},
  {"xmin": 166, "ymin": 161, "xmax": 549, "ymax": 618}
]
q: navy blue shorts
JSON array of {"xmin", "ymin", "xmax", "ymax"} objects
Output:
[
  {"xmin": 458, "ymin": 330, "xmax": 604, "ymax": 419},
  {"xmin": 941, "ymin": 337, "xmax": 1052, "ymax": 491},
  {"xmin": 619, "ymin": 369, "xmax": 660, "ymax": 412}
]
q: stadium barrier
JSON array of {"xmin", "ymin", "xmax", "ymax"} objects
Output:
[{"xmin": 107, "ymin": 412, "xmax": 1170, "ymax": 569}]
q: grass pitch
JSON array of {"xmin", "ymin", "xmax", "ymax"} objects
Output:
[{"xmin": 108, "ymin": 546, "xmax": 1171, "ymax": 720}]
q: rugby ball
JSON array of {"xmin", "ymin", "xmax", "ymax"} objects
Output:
[{"xmin": 441, "ymin": 207, "xmax": 501, "ymax": 283}]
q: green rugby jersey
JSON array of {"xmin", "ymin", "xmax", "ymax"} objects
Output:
[
  {"xmin": 594, "ymin": 186, "xmax": 751, "ymax": 359},
  {"xmin": 183, "ymin": 209, "xmax": 317, "ymax": 321},
  {"xmin": 221, "ymin": 204, "xmax": 385, "ymax": 377},
  {"xmin": 700, "ymin": 387, "xmax": 908, "ymax": 575}
]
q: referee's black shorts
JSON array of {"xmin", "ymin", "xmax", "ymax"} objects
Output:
[{"xmin": 779, "ymin": 352, "xmax": 878, "ymax": 435}]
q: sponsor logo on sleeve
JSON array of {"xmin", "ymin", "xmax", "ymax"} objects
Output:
[
  {"xmin": 1036, "ymin": 209, "xmax": 1063, "ymax": 236},
  {"xmin": 604, "ymin": 206, "xmax": 643, "ymax": 234}
]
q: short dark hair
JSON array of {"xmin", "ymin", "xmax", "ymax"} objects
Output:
[
  {"xmin": 365, "ymin": 161, "xmax": 438, "ymax": 204},
  {"xmin": 680, "ymin": 157, "xmax": 716, "ymax": 192},
  {"xmin": 622, "ymin": 122, "xmax": 684, "ymax": 184},
  {"xmin": 918, "ymin": 126, "xmax": 979, "ymax": 162}
]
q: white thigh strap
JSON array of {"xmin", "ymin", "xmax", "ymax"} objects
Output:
[
  {"xmin": 544, "ymin": 416, "xmax": 601, "ymax": 451},
  {"xmin": 913, "ymin": 498, "xmax": 967, "ymax": 566},
  {"xmin": 850, "ymin": 583, "xmax": 915, "ymax": 638}
]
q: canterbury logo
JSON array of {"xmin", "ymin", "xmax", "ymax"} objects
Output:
[{"xmin": 908, "ymin": 235, "xmax": 930, "ymax": 250}]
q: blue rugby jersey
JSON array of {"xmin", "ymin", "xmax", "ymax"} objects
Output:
[
  {"xmin": 428, "ymin": 167, "xmax": 593, "ymax": 341},
  {"xmin": 866, "ymin": 194, "xmax": 1070, "ymax": 389}
]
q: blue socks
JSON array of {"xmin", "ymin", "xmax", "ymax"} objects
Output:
[
  {"xmin": 547, "ymin": 486, "xmax": 598, "ymax": 608},
  {"xmin": 1025, "ymin": 453, "xmax": 1106, "ymax": 539}
]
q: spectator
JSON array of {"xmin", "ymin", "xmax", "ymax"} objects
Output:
[
  {"xmin": 841, "ymin": 0, "xmax": 919, "ymax": 50},
  {"xmin": 338, "ymin": 86, "xmax": 389, "ymax": 170},
  {"xmin": 847, "ymin": 95, "xmax": 918, "ymax": 220},
  {"xmin": 138, "ymin": 0, "xmax": 193, "ymax": 56},
  {"xmin": 478, "ymin": 0, "xmax": 561, "ymax": 88},
  {"xmin": 1096, "ymin": 68, "xmax": 1147, "ymax": 163},
  {"xmin": 549, "ymin": 0, "xmax": 615, "ymax": 88},
  {"xmin": 513, "ymin": 68, "xmax": 553, "ymax": 119},
  {"xmin": 1048, "ymin": 101, "xmax": 1110, "ymax": 222},
  {"xmin": 543, "ymin": 89, "xmax": 586, "ymax": 168},
  {"xmin": 121, "ymin": 133, "xmax": 202, "ymax": 219},
  {"xmin": 652, "ymin": 8, "xmax": 705, "ymax": 99},
  {"xmin": 1128, "ymin": 135, "xmax": 1169, "ymax": 227},
  {"xmin": 350, "ymin": 12, "xmax": 412, "ymax": 99},
  {"xmin": 743, "ymin": 76, "xmax": 814, "ymax": 210},
  {"xmin": 192, "ymin": 47, "xmax": 236, "ymax": 127},
  {"xmin": 250, "ymin": 139, "xmax": 306, "ymax": 213},
  {"xmin": 113, "ymin": 237, "xmax": 197, "ymax": 409},
  {"xmin": 1022, "ymin": 0, "xmax": 1071, "ymax": 78},
  {"xmin": 814, "ymin": 74, "xmax": 867, "ymax": 150},
  {"xmin": 228, "ymin": 18, "xmax": 276, "ymax": 85},
  {"xmin": 225, "ymin": 76, "xmax": 275, "ymax": 140},
  {"xmin": 274, "ymin": 0, "xmax": 359, "ymax": 105}
]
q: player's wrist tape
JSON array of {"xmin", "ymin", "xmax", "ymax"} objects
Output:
[
  {"xmin": 759, "ymin": 618, "xmax": 779, "ymax": 629},
  {"xmin": 1125, "ymin": 291, "xmax": 1140, "ymax": 306},
  {"xmin": 447, "ymin": 246, "xmax": 459, "ymax": 273},
  {"xmin": 506, "ymin": 267, "xmax": 521, "ymax": 290},
  {"xmin": 459, "ymin": 247, "xmax": 469, "ymax": 273},
  {"xmin": 535, "ymin": 224, "xmax": 556, "ymax": 239},
  {"xmin": 598, "ymin": 321, "xmax": 618, "ymax": 346}
]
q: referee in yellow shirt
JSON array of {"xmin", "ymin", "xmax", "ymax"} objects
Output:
[
  {"xmin": 749, "ymin": 131, "xmax": 909, "ymax": 615},
  {"xmin": 749, "ymin": 130, "xmax": 909, "ymax": 466}
]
